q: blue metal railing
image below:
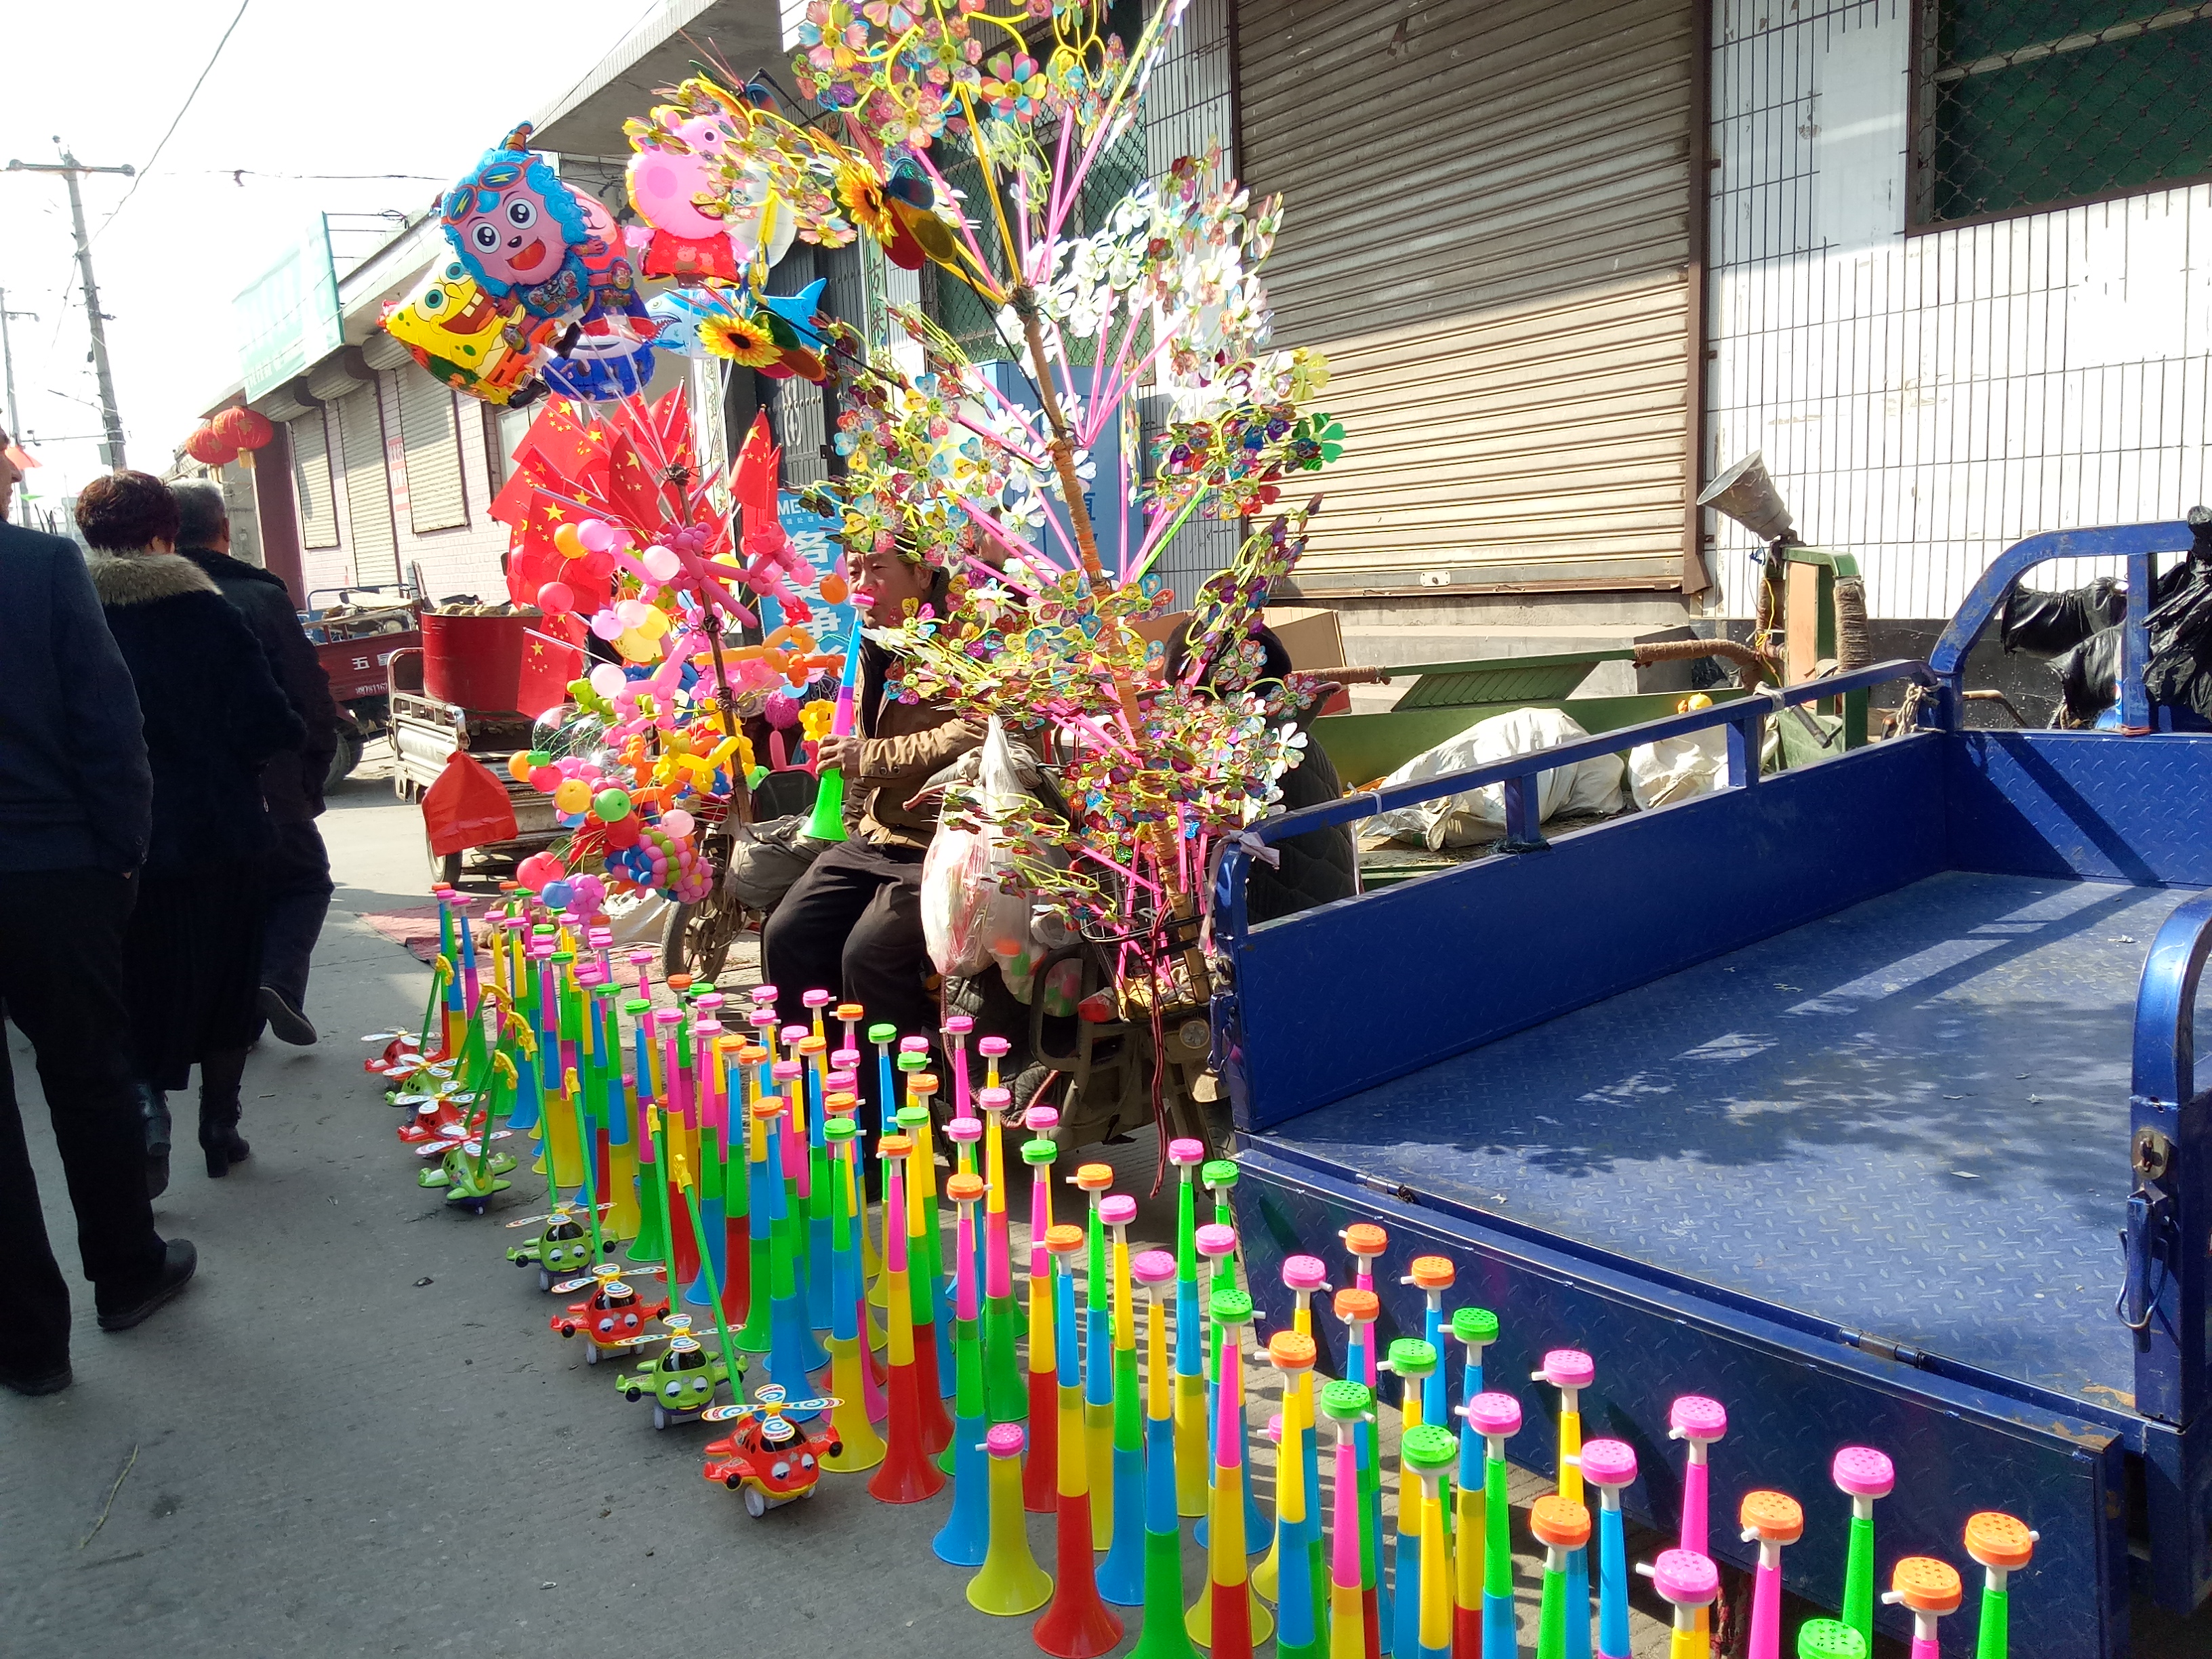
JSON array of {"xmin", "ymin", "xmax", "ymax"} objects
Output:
[
  {"xmin": 1214, "ymin": 657, "xmax": 1937, "ymax": 949},
  {"xmin": 1929, "ymin": 520, "xmax": 2192, "ymax": 731}
]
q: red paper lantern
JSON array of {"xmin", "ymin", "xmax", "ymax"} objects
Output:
[
  {"xmin": 183, "ymin": 423, "xmax": 239, "ymax": 466},
  {"xmin": 211, "ymin": 405, "xmax": 274, "ymax": 452}
]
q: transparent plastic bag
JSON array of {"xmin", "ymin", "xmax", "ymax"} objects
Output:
[{"xmin": 920, "ymin": 718, "xmax": 1034, "ymax": 977}]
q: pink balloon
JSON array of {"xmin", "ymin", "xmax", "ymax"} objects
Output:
[
  {"xmin": 537, "ymin": 581, "xmax": 576, "ymax": 615},
  {"xmin": 588, "ymin": 663, "xmax": 628, "ymax": 699},
  {"xmin": 641, "ymin": 545, "xmax": 682, "ymax": 581},
  {"xmin": 577, "ymin": 519, "xmax": 616, "ymax": 554},
  {"xmin": 660, "ymin": 808, "xmax": 695, "ymax": 838},
  {"xmin": 589, "ymin": 609, "xmax": 623, "ymax": 641}
]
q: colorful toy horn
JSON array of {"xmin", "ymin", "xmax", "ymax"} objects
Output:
[
  {"xmin": 1577, "ymin": 1439, "xmax": 1637, "ymax": 1659},
  {"xmin": 1168, "ymin": 1136, "xmax": 1209, "ymax": 1519},
  {"xmin": 819, "ymin": 1113, "xmax": 884, "ymax": 1472},
  {"xmin": 1034, "ymin": 1223, "xmax": 1120, "ymax": 1654},
  {"xmin": 1387, "ymin": 1336, "xmax": 1439, "ymax": 1659},
  {"xmin": 1096, "ymin": 1191, "xmax": 1147, "ymax": 1608},
  {"xmin": 1465, "ymin": 1389, "xmax": 1521, "ymax": 1659},
  {"xmin": 968, "ymin": 1422, "xmax": 1053, "ymax": 1617},
  {"xmin": 1264, "ymin": 1330, "xmax": 1325, "ymax": 1659},
  {"xmin": 1319, "ymin": 1378, "xmax": 1374, "ymax": 1659},
  {"xmin": 1071, "ymin": 1160, "xmax": 1118, "ymax": 1551},
  {"xmin": 1964, "ymin": 1511, "xmax": 2035, "ymax": 1659},
  {"xmin": 1022, "ymin": 1122, "xmax": 1063, "ymax": 1516},
  {"xmin": 1669, "ymin": 1396, "xmax": 1727, "ymax": 1659},
  {"xmin": 865, "ymin": 1130, "xmax": 943, "ymax": 1504},
  {"xmin": 1738, "ymin": 1491, "xmax": 1803, "ymax": 1659},
  {"xmin": 1881, "ymin": 1557, "xmax": 1964, "ymax": 1659},
  {"xmin": 1128, "ymin": 1248, "xmax": 1198, "ymax": 1659},
  {"xmin": 1202, "ymin": 1285, "xmax": 1261, "ymax": 1659},
  {"xmin": 1643, "ymin": 1550, "xmax": 1719, "ymax": 1659},
  {"xmin": 1831, "ymin": 1446, "xmax": 1894, "ymax": 1655},
  {"xmin": 932, "ymin": 1170, "xmax": 991, "ymax": 1566},
  {"xmin": 1533, "ymin": 1494, "xmax": 1594, "ymax": 1659},
  {"xmin": 1452, "ymin": 1305, "xmax": 1500, "ymax": 1657},
  {"xmin": 1536, "ymin": 1349, "xmax": 1597, "ymax": 1659}
]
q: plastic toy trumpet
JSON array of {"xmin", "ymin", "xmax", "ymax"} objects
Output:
[
  {"xmin": 1881, "ymin": 1557, "xmax": 1963, "ymax": 1659},
  {"xmin": 1169, "ymin": 1135, "xmax": 1209, "ymax": 1518},
  {"xmin": 1643, "ymin": 1550, "xmax": 1719, "ymax": 1659},
  {"xmin": 1265, "ymin": 1330, "xmax": 1325, "ymax": 1659},
  {"xmin": 933, "ymin": 1170, "xmax": 991, "ymax": 1567},
  {"xmin": 1203, "ymin": 1284, "xmax": 1261, "ymax": 1659},
  {"xmin": 969, "ymin": 1422, "xmax": 1052, "ymax": 1617},
  {"xmin": 1319, "ymin": 1378, "xmax": 1374, "ymax": 1659},
  {"xmin": 1577, "ymin": 1439, "xmax": 1637, "ymax": 1659},
  {"xmin": 1332, "ymin": 1286, "xmax": 1383, "ymax": 1658},
  {"xmin": 1097, "ymin": 1191, "xmax": 1147, "ymax": 1607},
  {"xmin": 1036, "ymin": 1223, "xmax": 1121, "ymax": 1656},
  {"xmin": 1452, "ymin": 1306, "xmax": 1500, "ymax": 1657},
  {"xmin": 1533, "ymin": 1494, "xmax": 1593, "ymax": 1659},
  {"xmin": 1738, "ymin": 1491, "xmax": 1803, "ymax": 1659},
  {"xmin": 1072, "ymin": 1160, "xmax": 1118, "ymax": 1549},
  {"xmin": 865, "ymin": 1129, "xmax": 943, "ymax": 1504},
  {"xmin": 1536, "ymin": 1350, "xmax": 1597, "ymax": 1659},
  {"xmin": 1128, "ymin": 1248, "xmax": 1197, "ymax": 1659},
  {"xmin": 1830, "ymin": 1446, "xmax": 1893, "ymax": 1654},
  {"xmin": 1260, "ymin": 1256, "xmax": 1330, "ymax": 1645},
  {"xmin": 1021, "ymin": 1116, "xmax": 1062, "ymax": 1515},
  {"xmin": 1964, "ymin": 1511, "xmax": 2034, "ymax": 1659},
  {"xmin": 1465, "ymin": 1390, "xmax": 1522, "ymax": 1659},
  {"xmin": 1668, "ymin": 1396, "xmax": 1727, "ymax": 1659},
  {"xmin": 1388, "ymin": 1336, "xmax": 1440, "ymax": 1659},
  {"xmin": 819, "ymin": 1113, "xmax": 884, "ymax": 1473},
  {"xmin": 801, "ymin": 627, "xmax": 861, "ymax": 843}
]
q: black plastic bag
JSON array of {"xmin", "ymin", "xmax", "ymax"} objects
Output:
[{"xmin": 2001, "ymin": 576, "xmax": 2125, "ymax": 655}]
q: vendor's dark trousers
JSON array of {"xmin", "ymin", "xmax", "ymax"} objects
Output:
[
  {"xmin": 0, "ymin": 869, "xmax": 165, "ymax": 1371},
  {"xmin": 762, "ymin": 839, "xmax": 937, "ymax": 1052},
  {"xmin": 258, "ymin": 818, "xmax": 333, "ymax": 1017}
]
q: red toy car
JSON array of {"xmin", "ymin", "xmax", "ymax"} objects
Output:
[
  {"xmin": 550, "ymin": 1263, "xmax": 671, "ymax": 1364},
  {"xmin": 701, "ymin": 1385, "xmax": 843, "ymax": 1517}
]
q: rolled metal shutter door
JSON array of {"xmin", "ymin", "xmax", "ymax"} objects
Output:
[
  {"xmin": 1236, "ymin": 0, "xmax": 1700, "ymax": 596},
  {"xmin": 395, "ymin": 369, "xmax": 467, "ymax": 533},
  {"xmin": 334, "ymin": 384, "xmax": 398, "ymax": 584},
  {"xmin": 289, "ymin": 409, "xmax": 340, "ymax": 551}
]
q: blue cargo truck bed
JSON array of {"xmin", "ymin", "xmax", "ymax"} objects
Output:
[{"xmin": 1212, "ymin": 526, "xmax": 2212, "ymax": 1659}]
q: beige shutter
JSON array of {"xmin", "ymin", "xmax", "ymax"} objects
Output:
[
  {"xmin": 396, "ymin": 368, "xmax": 467, "ymax": 533},
  {"xmin": 335, "ymin": 384, "xmax": 398, "ymax": 584},
  {"xmin": 290, "ymin": 410, "xmax": 339, "ymax": 550},
  {"xmin": 1236, "ymin": 0, "xmax": 1700, "ymax": 594}
]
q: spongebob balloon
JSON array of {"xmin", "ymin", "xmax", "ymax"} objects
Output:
[
  {"xmin": 381, "ymin": 259, "xmax": 544, "ymax": 406},
  {"xmin": 441, "ymin": 123, "xmax": 597, "ymax": 321}
]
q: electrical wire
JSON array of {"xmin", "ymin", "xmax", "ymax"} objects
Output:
[{"xmin": 89, "ymin": 0, "xmax": 254, "ymax": 245}]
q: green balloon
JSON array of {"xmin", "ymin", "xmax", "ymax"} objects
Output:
[{"xmin": 592, "ymin": 787, "xmax": 633, "ymax": 821}]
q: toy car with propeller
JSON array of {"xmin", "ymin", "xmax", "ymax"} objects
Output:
[
  {"xmin": 506, "ymin": 1202, "xmax": 619, "ymax": 1291},
  {"xmin": 549, "ymin": 1261, "xmax": 671, "ymax": 1364},
  {"xmin": 699, "ymin": 1384, "xmax": 843, "ymax": 1517},
  {"xmin": 615, "ymin": 1314, "xmax": 744, "ymax": 1429}
]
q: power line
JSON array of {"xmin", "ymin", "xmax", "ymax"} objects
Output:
[{"xmin": 89, "ymin": 0, "xmax": 253, "ymax": 245}]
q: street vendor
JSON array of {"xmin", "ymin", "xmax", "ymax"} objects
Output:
[{"xmin": 761, "ymin": 542, "xmax": 981, "ymax": 1044}]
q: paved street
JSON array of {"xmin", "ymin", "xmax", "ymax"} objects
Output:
[{"xmin": 3, "ymin": 755, "xmax": 2204, "ymax": 1658}]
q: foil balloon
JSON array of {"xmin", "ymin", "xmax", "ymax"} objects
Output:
[
  {"xmin": 381, "ymin": 258, "xmax": 544, "ymax": 406},
  {"xmin": 537, "ymin": 195, "xmax": 657, "ymax": 403},
  {"xmin": 645, "ymin": 289, "xmax": 716, "ymax": 359},
  {"xmin": 440, "ymin": 123, "xmax": 596, "ymax": 321},
  {"xmin": 624, "ymin": 87, "xmax": 744, "ymax": 281}
]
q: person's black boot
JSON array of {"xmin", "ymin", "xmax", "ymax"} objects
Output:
[
  {"xmin": 96, "ymin": 1239, "xmax": 197, "ymax": 1332},
  {"xmin": 198, "ymin": 1049, "xmax": 251, "ymax": 1178},
  {"xmin": 136, "ymin": 1081, "xmax": 172, "ymax": 1199}
]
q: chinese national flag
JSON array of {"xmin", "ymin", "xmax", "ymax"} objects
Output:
[{"xmin": 516, "ymin": 615, "xmax": 586, "ymax": 720}]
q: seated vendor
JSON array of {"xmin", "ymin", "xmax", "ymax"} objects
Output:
[
  {"xmin": 1164, "ymin": 619, "xmax": 1357, "ymax": 925},
  {"xmin": 761, "ymin": 544, "xmax": 981, "ymax": 1043}
]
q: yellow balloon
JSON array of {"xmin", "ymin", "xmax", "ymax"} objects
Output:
[
  {"xmin": 636, "ymin": 607, "xmax": 671, "ymax": 639},
  {"xmin": 552, "ymin": 778, "xmax": 590, "ymax": 815},
  {"xmin": 615, "ymin": 628, "xmax": 659, "ymax": 662}
]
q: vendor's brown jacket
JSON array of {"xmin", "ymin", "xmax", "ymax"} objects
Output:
[{"xmin": 854, "ymin": 649, "xmax": 981, "ymax": 853}]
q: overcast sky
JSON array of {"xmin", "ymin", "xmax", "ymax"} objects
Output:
[{"xmin": 0, "ymin": 0, "xmax": 681, "ymax": 504}]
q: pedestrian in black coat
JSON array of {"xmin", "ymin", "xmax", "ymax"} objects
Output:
[
  {"xmin": 173, "ymin": 481, "xmax": 338, "ymax": 1044},
  {"xmin": 0, "ymin": 443, "xmax": 193, "ymax": 1393},
  {"xmin": 78, "ymin": 472, "xmax": 305, "ymax": 1181}
]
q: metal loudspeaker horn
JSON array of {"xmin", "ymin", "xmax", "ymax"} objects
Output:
[{"xmin": 1697, "ymin": 452, "xmax": 1795, "ymax": 544}]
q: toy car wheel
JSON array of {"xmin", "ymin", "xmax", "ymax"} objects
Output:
[
  {"xmin": 725, "ymin": 1474, "xmax": 743, "ymax": 1490},
  {"xmin": 743, "ymin": 1486, "xmax": 766, "ymax": 1519},
  {"xmin": 653, "ymin": 1405, "xmax": 670, "ymax": 1431},
  {"xmin": 626, "ymin": 1387, "xmax": 642, "ymax": 1402},
  {"xmin": 827, "ymin": 1441, "xmax": 844, "ymax": 1459},
  {"xmin": 537, "ymin": 1269, "xmax": 553, "ymax": 1292},
  {"xmin": 802, "ymin": 1483, "xmax": 819, "ymax": 1499},
  {"xmin": 583, "ymin": 1344, "xmax": 599, "ymax": 1365}
]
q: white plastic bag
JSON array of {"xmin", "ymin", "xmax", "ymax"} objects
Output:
[
  {"xmin": 1366, "ymin": 707, "xmax": 1624, "ymax": 849},
  {"xmin": 1627, "ymin": 729, "xmax": 1727, "ymax": 810},
  {"xmin": 920, "ymin": 718, "xmax": 1035, "ymax": 977}
]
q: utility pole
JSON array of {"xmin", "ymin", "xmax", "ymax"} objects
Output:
[
  {"xmin": 0, "ymin": 289, "xmax": 36, "ymax": 526},
  {"xmin": 6, "ymin": 140, "xmax": 136, "ymax": 470}
]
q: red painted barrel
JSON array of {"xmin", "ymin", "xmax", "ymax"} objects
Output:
[{"xmin": 420, "ymin": 613, "xmax": 527, "ymax": 712}]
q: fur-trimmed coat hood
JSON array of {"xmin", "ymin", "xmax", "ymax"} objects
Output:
[
  {"xmin": 90, "ymin": 550, "xmax": 305, "ymax": 873},
  {"xmin": 85, "ymin": 546, "xmax": 221, "ymax": 607}
]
